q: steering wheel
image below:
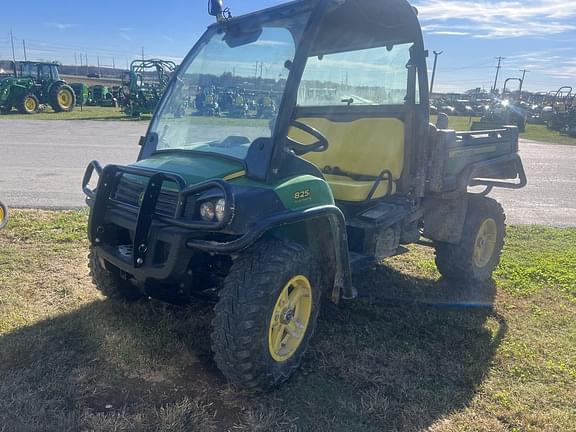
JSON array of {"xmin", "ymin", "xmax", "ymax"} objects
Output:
[{"xmin": 287, "ymin": 120, "xmax": 329, "ymax": 156}]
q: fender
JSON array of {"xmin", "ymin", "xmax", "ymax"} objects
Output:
[{"xmin": 186, "ymin": 205, "xmax": 353, "ymax": 302}]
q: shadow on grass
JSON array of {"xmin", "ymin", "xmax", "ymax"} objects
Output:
[{"xmin": 0, "ymin": 266, "xmax": 505, "ymax": 432}]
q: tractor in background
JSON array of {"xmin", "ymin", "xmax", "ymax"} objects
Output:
[
  {"xmin": 119, "ymin": 59, "xmax": 177, "ymax": 117},
  {"xmin": 0, "ymin": 61, "xmax": 76, "ymax": 114},
  {"xmin": 70, "ymin": 83, "xmax": 89, "ymax": 106}
]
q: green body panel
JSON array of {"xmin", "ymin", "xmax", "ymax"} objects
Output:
[
  {"xmin": 230, "ymin": 174, "xmax": 334, "ymax": 210},
  {"xmin": 70, "ymin": 83, "xmax": 89, "ymax": 105},
  {"xmin": 444, "ymin": 142, "xmax": 512, "ymax": 177},
  {"xmin": 131, "ymin": 153, "xmax": 244, "ymax": 189}
]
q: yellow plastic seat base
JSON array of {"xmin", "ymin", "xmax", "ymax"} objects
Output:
[{"xmin": 324, "ymin": 174, "xmax": 396, "ymax": 202}]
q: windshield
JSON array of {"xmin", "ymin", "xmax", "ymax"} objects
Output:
[{"xmin": 148, "ymin": 16, "xmax": 308, "ymax": 161}]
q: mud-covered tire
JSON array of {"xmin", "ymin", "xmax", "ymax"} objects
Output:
[
  {"xmin": 435, "ymin": 195, "xmax": 505, "ymax": 282},
  {"xmin": 49, "ymin": 83, "xmax": 76, "ymax": 112},
  {"xmin": 211, "ymin": 239, "xmax": 320, "ymax": 391},
  {"xmin": 16, "ymin": 94, "xmax": 39, "ymax": 114},
  {"xmin": 88, "ymin": 248, "xmax": 142, "ymax": 301}
]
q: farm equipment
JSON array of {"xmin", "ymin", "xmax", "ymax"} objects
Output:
[
  {"xmin": 83, "ymin": 0, "xmax": 527, "ymax": 391},
  {"xmin": 88, "ymin": 85, "xmax": 117, "ymax": 107},
  {"xmin": 0, "ymin": 62, "xmax": 75, "ymax": 114},
  {"xmin": 119, "ymin": 59, "xmax": 176, "ymax": 117},
  {"xmin": 546, "ymin": 86, "xmax": 574, "ymax": 132},
  {"xmin": 479, "ymin": 99, "xmax": 527, "ymax": 132},
  {"xmin": 70, "ymin": 83, "xmax": 89, "ymax": 106}
]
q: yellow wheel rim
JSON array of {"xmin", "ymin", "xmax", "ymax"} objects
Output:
[
  {"xmin": 25, "ymin": 97, "xmax": 37, "ymax": 112},
  {"xmin": 0, "ymin": 206, "xmax": 5, "ymax": 223},
  {"xmin": 473, "ymin": 218, "xmax": 498, "ymax": 268},
  {"xmin": 58, "ymin": 89, "xmax": 73, "ymax": 108},
  {"xmin": 268, "ymin": 275, "xmax": 312, "ymax": 362}
]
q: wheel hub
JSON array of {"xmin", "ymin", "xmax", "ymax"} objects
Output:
[
  {"xmin": 268, "ymin": 275, "xmax": 312, "ymax": 362},
  {"xmin": 473, "ymin": 218, "xmax": 498, "ymax": 268}
]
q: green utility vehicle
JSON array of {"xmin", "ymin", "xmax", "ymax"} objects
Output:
[
  {"xmin": 70, "ymin": 83, "xmax": 89, "ymax": 106},
  {"xmin": 119, "ymin": 59, "xmax": 176, "ymax": 117},
  {"xmin": 83, "ymin": 0, "xmax": 527, "ymax": 391},
  {"xmin": 0, "ymin": 62, "xmax": 75, "ymax": 114}
]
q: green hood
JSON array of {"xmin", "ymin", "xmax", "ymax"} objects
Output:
[{"xmin": 131, "ymin": 152, "xmax": 245, "ymax": 186}]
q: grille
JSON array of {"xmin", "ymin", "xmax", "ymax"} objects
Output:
[{"xmin": 113, "ymin": 176, "xmax": 180, "ymax": 217}]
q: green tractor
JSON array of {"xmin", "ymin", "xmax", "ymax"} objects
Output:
[
  {"xmin": 70, "ymin": 83, "xmax": 89, "ymax": 106},
  {"xmin": 87, "ymin": 85, "xmax": 117, "ymax": 107},
  {"xmin": 119, "ymin": 59, "xmax": 176, "ymax": 117},
  {"xmin": 83, "ymin": 0, "xmax": 527, "ymax": 391},
  {"xmin": 0, "ymin": 61, "xmax": 75, "ymax": 114}
]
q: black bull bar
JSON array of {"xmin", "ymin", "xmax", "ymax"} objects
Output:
[{"xmin": 82, "ymin": 160, "xmax": 234, "ymax": 269}]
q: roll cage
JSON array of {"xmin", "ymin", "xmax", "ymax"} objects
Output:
[{"xmin": 141, "ymin": 0, "xmax": 428, "ymax": 189}]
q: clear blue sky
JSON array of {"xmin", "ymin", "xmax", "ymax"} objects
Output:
[{"xmin": 0, "ymin": 0, "xmax": 574, "ymax": 93}]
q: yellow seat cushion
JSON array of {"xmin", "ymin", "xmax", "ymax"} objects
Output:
[
  {"xmin": 289, "ymin": 117, "xmax": 405, "ymax": 201},
  {"xmin": 324, "ymin": 174, "xmax": 396, "ymax": 201}
]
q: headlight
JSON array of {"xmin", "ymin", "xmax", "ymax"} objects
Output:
[
  {"xmin": 199, "ymin": 201, "xmax": 215, "ymax": 221},
  {"xmin": 215, "ymin": 198, "xmax": 226, "ymax": 222}
]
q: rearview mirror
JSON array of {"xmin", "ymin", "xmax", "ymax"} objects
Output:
[{"xmin": 208, "ymin": 0, "xmax": 223, "ymax": 16}]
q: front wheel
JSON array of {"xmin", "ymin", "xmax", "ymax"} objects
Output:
[
  {"xmin": 0, "ymin": 201, "xmax": 9, "ymax": 229},
  {"xmin": 16, "ymin": 94, "xmax": 39, "ymax": 114},
  {"xmin": 435, "ymin": 195, "xmax": 506, "ymax": 282},
  {"xmin": 88, "ymin": 248, "xmax": 143, "ymax": 301},
  {"xmin": 211, "ymin": 239, "xmax": 320, "ymax": 391}
]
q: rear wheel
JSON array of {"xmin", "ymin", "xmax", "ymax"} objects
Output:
[
  {"xmin": 49, "ymin": 83, "xmax": 76, "ymax": 112},
  {"xmin": 211, "ymin": 239, "xmax": 320, "ymax": 391},
  {"xmin": 435, "ymin": 196, "xmax": 505, "ymax": 282},
  {"xmin": 89, "ymin": 248, "xmax": 142, "ymax": 301},
  {"xmin": 16, "ymin": 94, "xmax": 39, "ymax": 114}
]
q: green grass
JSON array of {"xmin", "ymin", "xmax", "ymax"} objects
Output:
[
  {"xmin": 1, "ymin": 211, "xmax": 575, "ymax": 431},
  {"xmin": 0, "ymin": 106, "xmax": 143, "ymax": 121}
]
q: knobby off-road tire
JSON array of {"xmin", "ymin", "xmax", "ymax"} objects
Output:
[
  {"xmin": 211, "ymin": 239, "xmax": 321, "ymax": 391},
  {"xmin": 435, "ymin": 195, "xmax": 506, "ymax": 282},
  {"xmin": 16, "ymin": 94, "xmax": 39, "ymax": 114},
  {"xmin": 88, "ymin": 248, "xmax": 142, "ymax": 301},
  {"xmin": 49, "ymin": 83, "xmax": 76, "ymax": 112}
]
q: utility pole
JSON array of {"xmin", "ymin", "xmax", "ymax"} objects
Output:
[
  {"xmin": 492, "ymin": 56, "xmax": 505, "ymax": 94},
  {"xmin": 112, "ymin": 56, "xmax": 115, "ymax": 70},
  {"xmin": 429, "ymin": 50, "xmax": 443, "ymax": 95},
  {"xmin": 74, "ymin": 53, "xmax": 78, "ymax": 75},
  {"xmin": 141, "ymin": 47, "xmax": 145, "ymax": 61},
  {"xmin": 85, "ymin": 53, "xmax": 89, "ymax": 75},
  {"xmin": 10, "ymin": 29, "xmax": 16, "ymax": 64},
  {"xmin": 22, "ymin": 39, "xmax": 27, "ymax": 61},
  {"xmin": 519, "ymin": 69, "xmax": 529, "ymax": 98},
  {"xmin": 97, "ymin": 56, "xmax": 101, "ymax": 76}
]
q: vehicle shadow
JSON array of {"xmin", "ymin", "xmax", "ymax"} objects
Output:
[{"xmin": 0, "ymin": 265, "xmax": 506, "ymax": 431}]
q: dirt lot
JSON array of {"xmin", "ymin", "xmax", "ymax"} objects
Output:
[{"xmin": 0, "ymin": 119, "xmax": 575, "ymax": 226}]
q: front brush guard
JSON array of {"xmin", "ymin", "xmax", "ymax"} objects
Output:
[{"xmin": 83, "ymin": 161, "xmax": 234, "ymax": 269}]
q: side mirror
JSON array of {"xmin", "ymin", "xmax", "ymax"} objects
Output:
[{"xmin": 208, "ymin": 0, "xmax": 223, "ymax": 16}]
